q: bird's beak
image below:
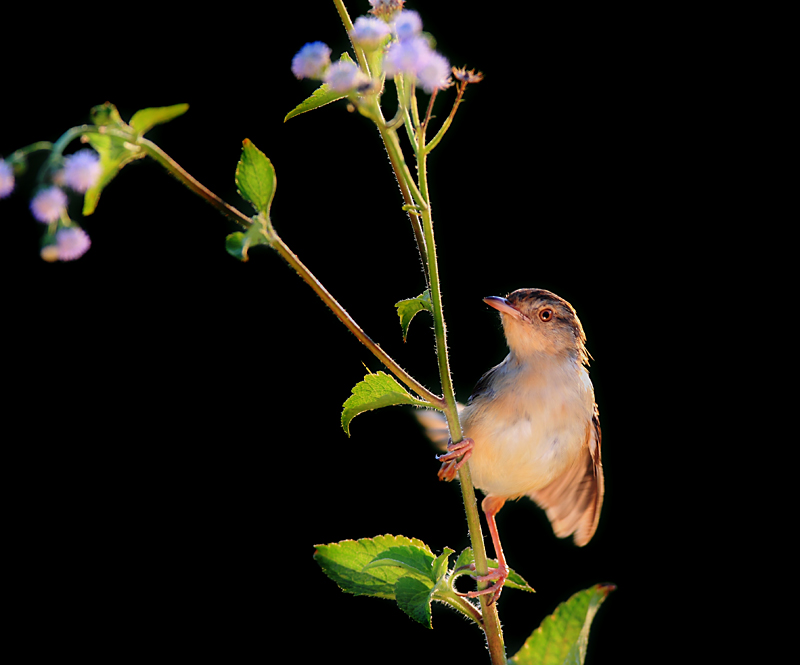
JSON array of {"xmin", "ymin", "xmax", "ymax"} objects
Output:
[{"xmin": 483, "ymin": 296, "xmax": 530, "ymax": 323}]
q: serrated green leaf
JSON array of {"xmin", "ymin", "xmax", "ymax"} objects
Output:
[
  {"xmin": 395, "ymin": 577, "xmax": 435, "ymax": 628},
  {"xmin": 129, "ymin": 103, "xmax": 189, "ymax": 135},
  {"xmin": 235, "ymin": 139, "xmax": 276, "ymax": 216},
  {"xmin": 314, "ymin": 535, "xmax": 433, "ymax": 599},
  {"xmin": 509, "ymin": 583, "xmax": 615, "ymax": 665},
  {"xmin": 395, "ymin": 290, "xmax": 433, "ymax": 342},
  {"xmin": 341, "ymin": 371, "xmax": 431, "ymax": 436},
  {"xmin": 284, "ymin": 52, "xmax": 356, "ymax": 122},
  {"xmin": 362, "ymin": 546, "xmax": 437, "ymax": 582}
]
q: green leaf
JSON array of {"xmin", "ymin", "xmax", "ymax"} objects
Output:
[
  {"xmin": 451, "ymin": 548, "xmax": 535, "ymax": 594},
  {"xmin": 509, "ymin": 583, "xmax": 615, "ymax": 665},
  {"xmin": 431, "ymin": 547, "xmax": 455, "ymax": 582},
  {"xmin": 395, "ymin": 577, "xmax": 435, "ymax": 628},
  {"xmin": 395, "ymin": 290, "xmax": 433, "ymax": 342},
  {"xmin": 129, "ymin": 103, "xmax": 189, "ymax": 135},
  {"xmin": 284, "ymin": 52, "xmax": 356, "ymax": 122},
  {"xmin": 235, "ymin": 139, "xmax": 276, "ymax": 216},
  {"xmin": 314, "ymin": 535, "xmax": 433, "ymax": 600},
  {"xmin": 453, "ymin": 547, "xmax": 475, "ymax": 572},
  {"xmin": 83, "ymin": 102, "xmax": 188, "ymax": 215},
  {"xmin": 341, "ymin": 371, "xmax": 432, "ymax": 436},
  {"xmin": 362, "ymin": 546, "xmax": 437, "ymax": 582}
]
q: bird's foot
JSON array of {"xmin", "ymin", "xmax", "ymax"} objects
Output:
[
  {"xmin": 436, "ymin": 437, "xmax": 474, "ymax": 481},
  {"xmin": 453, "ymin": 562, "xmax": 509, "ymax": 605}
]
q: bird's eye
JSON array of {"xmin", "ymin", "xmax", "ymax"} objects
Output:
[{"xmin": 539, "ymin": 307, "xmax": 554, "ymax": 322}]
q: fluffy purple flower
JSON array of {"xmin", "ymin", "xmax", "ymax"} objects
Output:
[
  {"xmin": 30, "ymin": 186, "xmax": 68, "ymax": 223},
  {"xmin": 417, "ymin": 51, "xmax": 451, "ymax": 93},
  {"xmin": 382, "ymin": 36, "xmax": 432, "ymax": 78},
  {"xmin": 323, "ymin": 61, "xmax": 369, "ymax": 93},
  {"xmin": 0, "ymin": 159, "xmax": 14, "ymax": 198},
  {"xmin": 350, "ymin": 16, "xmax": 391, "ymax": 50},
  {"xmin": 291, "ymin": 42, "xmax": 332, "ymax": 80},
  {"xmin": 54, "ymin": 227, "xmax": 91, "ymax": 261},
  {"xmin": 62, "ymin": 149, "xmax": 102, "ymax": 193},
  {"xmin": 393, "ymin": 10, "xmax": 422, "ymax": 41}
]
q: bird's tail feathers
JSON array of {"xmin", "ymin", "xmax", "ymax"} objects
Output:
[{"xmin": 414, "ymin": 405, "xmax": 465, "ymax": 452}]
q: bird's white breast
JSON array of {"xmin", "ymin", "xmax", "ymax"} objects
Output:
[{"xmin": 462, "ymin": 354, "xmax": 594, "ymax": 498}]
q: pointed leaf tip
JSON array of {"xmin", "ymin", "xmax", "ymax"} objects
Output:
[
  {"xmin": 509, "ymin": 583, "xmax": 614, "ymax": 665},
  {"xmin": 129, "ymin": 103, "xmax": 189, "ymax": 135},
  {"xmin": 395, "ymin": 290, "xmax": 433, "ymax": 342},
  {"xmin": 284, "ymin": 52, "xmax": 357, "ymax": 122}
]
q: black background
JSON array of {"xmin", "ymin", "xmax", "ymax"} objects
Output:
[{"xmin": 4, "ymin": 3, "xmax": 690, "ymax": 663}]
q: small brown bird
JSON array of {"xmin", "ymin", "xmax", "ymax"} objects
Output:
[{"xmin": 435, "ymin": 288, "xmax": 603, "ymax": 603}]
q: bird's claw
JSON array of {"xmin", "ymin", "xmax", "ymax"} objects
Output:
[
  {"xmin": 436, "ymin": 437, "xmax": 474, "ymax": 481},
  {"xmin": 453, "ymin": 562, "xmax": 509, "ymax": 606}
]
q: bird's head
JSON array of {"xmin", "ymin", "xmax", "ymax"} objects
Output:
[{"xmin": 484, "ymin": 288, "xmax": 589, "ymax": 364}]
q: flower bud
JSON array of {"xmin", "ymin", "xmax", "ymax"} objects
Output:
[
  {"xmin": 350, "ymin": 16, "xmax": 391, "ymax": 50},
  {"xmin": 62, "ymin": 149, "xmax": 101, "ymax": 193},
  {"xmin": 291, "ymin": 42, "xmax": 332, "ymax": 80},
  {"xmin": 30, "ymin": 186, "xmax": 68, "ymax": 223}
]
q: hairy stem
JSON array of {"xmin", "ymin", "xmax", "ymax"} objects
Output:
[
  {"xmin": 268, "ymin": 231, "xmax": 442, "ymax": 406},
  {"xmin": 414, "ymin": 122, "xmax": 507, "ymax": 665},
  {"xmin": 140, "ymin": 138, "xmax": 252, "ymax": 229}
]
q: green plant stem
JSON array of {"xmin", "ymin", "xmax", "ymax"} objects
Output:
[
  {"xmin": 10, "ymin": 141, "xmax": 53, "ymax": 162},
  {"xmin": 437, "ymin": 592, "xmax": 483, "ymax": 627},
  {"xmin": 377, "ymin": 123, "xmax": 430, "ymax": 286},
  {"xmin": 267, "ymin": 231, "xmax": 442, "ymax": 406},
  {"xmin": 424, "ymin": 81, "xmax": 468, "ymax": 155},
  {"xmin": 413, "ymin": 127, "xmax": 507, "ymax": 664},
  {"xmin": 333, "ymin": 0, "xmax": 369, "ymax": 76},
  {"xmin": 140, "ymin": 138, "xmax": 253, "ymax": 229}
]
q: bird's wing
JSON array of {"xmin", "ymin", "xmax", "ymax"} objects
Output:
[{"xmin": 527, "ymin": 407, "xmax": 603, "ymax": 546}]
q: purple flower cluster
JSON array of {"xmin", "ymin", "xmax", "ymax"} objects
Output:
[
  {"xmin": 291, "ymin": 8, "xmax": 450, "ymax": 96},
  {"xmin": 2, "ymin": 147, "xmax": 101, "ymax": 261},
  {"xmin": 384, "ymin": 10, "xmax": 450, "ymax": 93}
]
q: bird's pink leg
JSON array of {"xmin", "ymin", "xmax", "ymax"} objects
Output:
[
  {"xmin": 466, "ymin": 495, "xmax": 509, "ymax": 605},
  {"xmin": 436, "ymin": 437, "xmax": 474, "ymax": 482}
]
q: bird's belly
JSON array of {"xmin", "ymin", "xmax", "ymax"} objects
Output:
[{"xmin": 463, "ymin": 389, "xmax": 590, "ymax": 498}]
